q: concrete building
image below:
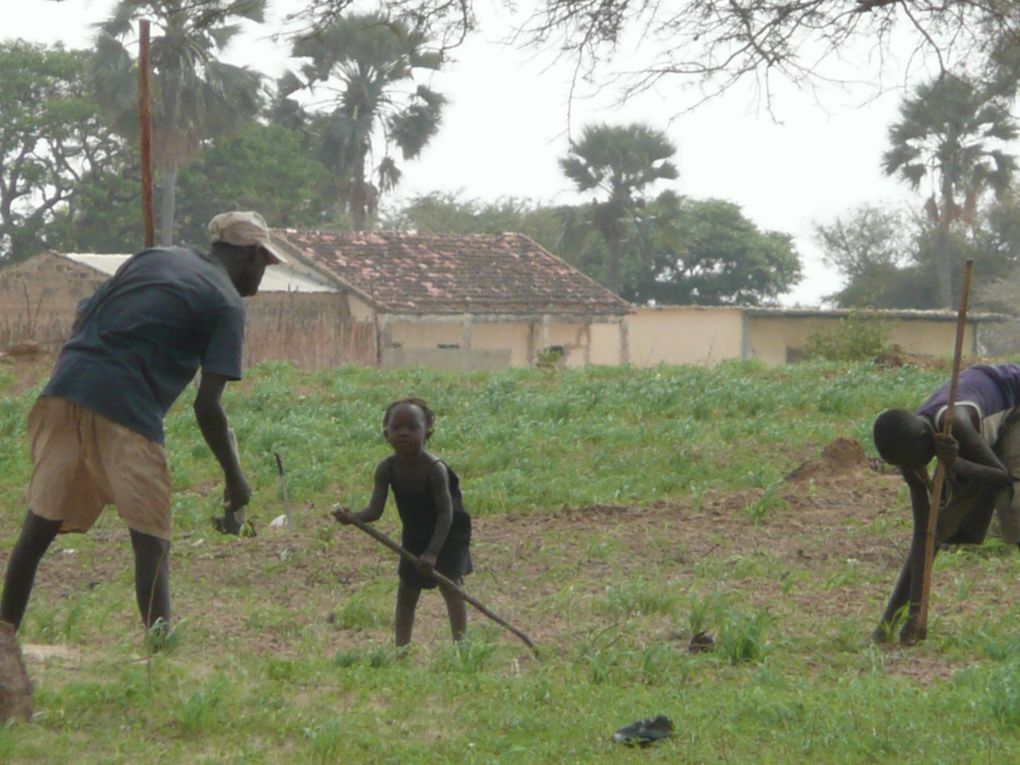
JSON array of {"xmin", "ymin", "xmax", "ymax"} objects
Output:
[
  {"xmin": 1, "ymin": 243, "xmax": 1011, "ymax": 369},
  {"xmin": 621, "ymin": 304, "xmax": 1006, "ymax": 367},
  {"xmin": 274, "ymin": 230, "xmax": 633, "ymax": 370}
]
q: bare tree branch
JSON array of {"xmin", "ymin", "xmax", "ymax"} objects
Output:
[{"xmin": 296, "ymin": 0, "xmax": 1020, "ymax": 108}]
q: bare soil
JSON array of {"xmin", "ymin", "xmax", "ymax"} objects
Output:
[
  {"xmin": 0, "ymin": 353, "xmax": 1002, "ymax": 684},
  {"xmin": 10, "ymin": 435, "xmax": 1003, "ymax": 688}
]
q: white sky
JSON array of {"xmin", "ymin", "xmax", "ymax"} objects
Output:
[{"xmin": 9, "ymin": 0, "xmax": 951, "ymax": 305}]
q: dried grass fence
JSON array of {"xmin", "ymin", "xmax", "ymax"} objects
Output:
[{"xmin": 1, "ymin": 269, "xmax": 378, "ymax": 369}]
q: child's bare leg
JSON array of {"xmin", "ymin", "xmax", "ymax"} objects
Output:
[
  {"xmin": 395, "ymin": 580, "xmax": 421, "ymax": 647},
  {"xmin": 438, "ymin": 581, "xmax": 467, "ymax": 642}
]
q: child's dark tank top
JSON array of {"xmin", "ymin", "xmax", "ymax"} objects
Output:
[{"xmin": 388, "ymin": 455, "xmax": 473, "ymax": 588}]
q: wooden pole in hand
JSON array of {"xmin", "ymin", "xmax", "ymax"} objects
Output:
[
  {"xmin": 905, "ymin": 259, "xmax": 974, "ymax": 643},
  {"xmin": 138, "ymin": 20, "xmax": 155, "ymax": 248},
  {"xmin": 340, "ymin": 512, "xmax": 538, "ymax": 654}
]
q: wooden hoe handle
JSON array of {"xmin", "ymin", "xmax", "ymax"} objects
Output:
[
  {"xmin": 904, "ymin": 259, "xmax": 973, "ymax": 643},
  {"xmin": 340, "ymin": 511, "xmax": 538, "ymax": 655}
]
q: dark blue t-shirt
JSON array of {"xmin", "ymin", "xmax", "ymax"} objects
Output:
[
  {"xmin": 42, "ymin": 247, "xmax": 245, "ymax": 444},
  {"xmin": 916, "ymin": 364, "xmax": 1020, "ymax": 442}
]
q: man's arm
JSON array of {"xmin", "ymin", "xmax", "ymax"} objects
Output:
[
  {"xmin": 193, "ymin": 372, "xmax": 250, "ymax": 513},
  {"xmin": 875, "ymin": 467, "xmax": 932, "ymax": 639},
  {"xmin": 944, "ymin": 405, "xmax": 1011, "ymax": 487}
]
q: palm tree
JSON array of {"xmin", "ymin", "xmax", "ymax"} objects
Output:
[
  {"xmin": 883, "ymin": 74, "xmax": 1017, "ymax": 308},
  {"xmin": 559, "ymin": 123, "xmax": 678, "ymax": 295},
  {"xmin": 287, "ymin": 13, "xmax": 446, "ymax": 230},
  {"xmin": 93, "ymin": 0, "xmax": 265, "ymax": 245}
]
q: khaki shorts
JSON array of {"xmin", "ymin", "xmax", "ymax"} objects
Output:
[{"xmin": 27, "ymin": 397, "xmax": 172, "ymax": 540}]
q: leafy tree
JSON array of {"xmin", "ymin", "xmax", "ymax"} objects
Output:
[
  {"xmin": 814, "ymin": 206, "xmax": 922, "ymax": 308},
  {"xmin": 93, "ymin": 0, "xmax": 265, "ymax": 245},
  {"xmin": 0, "ymin": 42, "xmax": 127, "ymax": 263},
  {"xmin": 300, "ymin": 1, "xmax": 1020, "ymax": 102},
  {"xmin": 287, "ymin": 13, "xmax": 446, "ymax": 230},
  {"xmin": 630, "ymin": 197, "xmax": 801, "ymax": 306},
  {"xmin": 883, "ymin": 74, "xmax": 1017, "ymax": 308},
  {"xmin": 42, "ymin": 120, "xmax": 338, "ymax": 255},
  {"xmin": 43, "ymin": 161, "xmax": 146, "ymax": 255},
  {"xmin": 174, "ymin": 122, "xmax": 334, "ymax": 246},
  {"xmin": 560, "ymin": 123, "xmax": 678, "ymax": 295},
  {"xmin": 817, "ymin": 200, "xmax": 1018, "ymax": 310},
  {"xmin": 386, "ymin": 193, "xmax": 581, "ymax": 257},
  {"xmin": 391, "ymin": 191, "xmax": 800, "ymax": 306}
]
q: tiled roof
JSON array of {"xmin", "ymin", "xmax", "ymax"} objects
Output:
[{"xmin": 275, "ymin": 230, "xmax": 632, "ymax": 316}]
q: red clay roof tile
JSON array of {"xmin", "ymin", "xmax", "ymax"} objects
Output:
[{"xmin": 276, "ymin": 230, "xmax": 632, "ymax": 317}]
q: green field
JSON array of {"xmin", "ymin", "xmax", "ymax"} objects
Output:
[{"xmin": 4, "ymin": 359, "xmax": 1020, "ymax": 764}]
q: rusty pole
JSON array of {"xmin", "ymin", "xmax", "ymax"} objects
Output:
[{"xmin": 138, "ymin": 19, "xmax": 155, "ymax": 248}]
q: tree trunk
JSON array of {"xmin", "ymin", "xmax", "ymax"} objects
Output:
[
  {"xmin": 157, "ymin": 65, "xmax": 183, "ymax": 248},
  {"xmin": 934, "ymin": 222, "xmax": 953, "ymax": 309},
  {"xmin": 351, "ymin": 158, "xmax": 367, "ymax": 231},
  {"xmin": 934, "ymin": 181, "xmax": 955, "ymax": 309},
  {"xmin": 158, "ymin": 163, "xmax": 177, "ymax": 246},
  {"xmin": 607, "ymin": 239, "xmax": 622, "ymax": 296}
]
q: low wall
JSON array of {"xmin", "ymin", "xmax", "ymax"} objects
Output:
[
  {"xmin": 745, "ymin": 314, "xmax": 976, "ymax": 365},
  {"xmin": 381, "ymin": 347, "xmax": 511, "ymax": 371},
  {"xmin": 621, "ymin": 306, "xmax": 744, "ymax": 367}
]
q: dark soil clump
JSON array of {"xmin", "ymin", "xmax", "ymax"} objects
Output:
[{"xmin": 785, "ymin": 437, "xmax": 872, "ymax": 483}]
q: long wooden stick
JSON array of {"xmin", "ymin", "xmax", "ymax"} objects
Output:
[
  {"xmin": 341, "ymin": 513, "xmax": 537, "ymax": 654},
  {"xmin": 138, "ymin": 20, "xmax": 155, "ymax": 248},
  {"xmin": 904, "ymin": 259, "xmax": 973, "ymax": 643}
]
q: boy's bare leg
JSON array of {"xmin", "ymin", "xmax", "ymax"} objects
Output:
[
  {"xmin": 1, "ymin": 512, "xmax": 62, "ymax": 630},
  {"xmin": 395, "ymin": 580, "xmax": 421, "ymax": 647},
  {"xmin": 438, "ymin": 581, "xmax": 467, "ymax": 642},
  {"xmin": 129, "ymin": 529, "xmax": 170, "ymax": 632}
]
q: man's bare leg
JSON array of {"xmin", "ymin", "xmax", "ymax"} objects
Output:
[
  {"xmin": 129, "ymin": 529, "xmax": 170, "ymax": 632},
  {"xmin": 1, "ymin": 512, "xmax": 62, "ymax": 630}
]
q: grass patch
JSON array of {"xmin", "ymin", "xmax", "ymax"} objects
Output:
[{"xmin": 5, "ymin": 359, "xmax": 1020, "ymax": 763}]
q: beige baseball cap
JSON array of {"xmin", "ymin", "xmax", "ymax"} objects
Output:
[{"xmin": 208, "ymin": 211, "xmax": 287, "ymax": 264}]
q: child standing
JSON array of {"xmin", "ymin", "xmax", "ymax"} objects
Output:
[{"xmin": 334, "ymin": 398, "xmax": 472, "ymax": 646}]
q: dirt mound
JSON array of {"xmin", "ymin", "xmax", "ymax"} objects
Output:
[{"xmin": 785, "ymin": 437, "xmax": 872, "ymax": 483}]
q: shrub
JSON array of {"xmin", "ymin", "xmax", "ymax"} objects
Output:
[{"xmin": 802, "ymin": 312, "xmax": 889, "ymax": 362}]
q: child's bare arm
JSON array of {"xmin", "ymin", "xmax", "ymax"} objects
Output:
[
  {"xmin": 420, "ymin": 461, "xmax": 454, "ymax": 569},
  {"xmin": 334, "ymin": 461, "xmax": 389, "ymax": 524},
  {"xmin": 357, "ymin": 460, "xmax": 390, "ymax": 522}
]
